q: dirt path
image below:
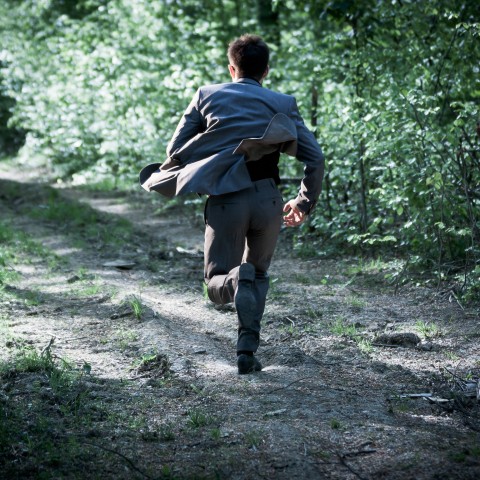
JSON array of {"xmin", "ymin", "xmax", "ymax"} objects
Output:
[{"xmin": 1, "ymin": 167, "xmax": 479, "ymax": 479}]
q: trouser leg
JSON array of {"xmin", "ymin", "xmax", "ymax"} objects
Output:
[
  {"xmin": 204, "ymin": 180, "xmax": 283, "ymax": 353},
  {"xmin": 236, "ymin": 272, "xmax": 270, "ymax": 352},
  {"xmin": 203, "ymin": 194, "xmax": 248, "ymax": 304},
  {"xmin": 205, "ymin": 264, "xmax": 240, "ymax": 305},
  {"xmin": 237, "ymin": 189, "xmax": 282, "ymax": 351}
]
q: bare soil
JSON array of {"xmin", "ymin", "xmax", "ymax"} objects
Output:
[{"xmin": 0, "ymin": 166, "xmax": 479, "ymax": 480}]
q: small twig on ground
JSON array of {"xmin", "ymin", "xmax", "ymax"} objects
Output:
[
  {"xmin": 41, "ymin": 336, "xmax": 56, "ymax": 356},
  {"xmin": 83, "ymin": 441, "xmax": 154, "ymax": 479},
  {"xmin": 128, "ymin": 373, "xmax": 151, "ymax": 381},
  {"xmin": 452, "ymin": 398, "xmax": 480, "ymax": 432},
  {"xmin": 308, "ymin": 355, "xmax": 362, "ymax": 366},
  {"xmin": 442, "ymin": 366, "xmax": 466, "ymax": 382},
  {"xmin": 449, "ymin": 290, "xmax": 465, "ymax": 311},
  {"xmin": 63, "ymin": 336, "xmax": 90, "ymax": 341},
  {"xmin": 285, "ymin": 316, "xmax": 296, "ymax": 327},
  {"xmin": 336, "ymin": 274, "xmax": 358, "ymax": 292},
  {"xmin": 343, "ymin": 449, "xmax": 377, "ymax": 457},
  {"xmin": 336, "ymin": 451, "xmax": 369, "ymax": 480},
  {"xmin": 266, "ymin": 377, "xmax": 313, "ymax": 394},
  {"xmin": 371, "ymin": 343, "xmax": 400, "ymax": 348}
]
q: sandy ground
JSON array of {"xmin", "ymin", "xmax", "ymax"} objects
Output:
[{"xmin": 0, "ymin": 166, "xmax": 479, "ymax": 479}]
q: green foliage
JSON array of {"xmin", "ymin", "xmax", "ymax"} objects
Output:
[
  {"xmin": 121, "ymin": 295, "xmax": 144, "ymax": 319},
  {"xmin": 26, "ymin": 187, "xmax": 133, "ymax": 246},
  {"xmin": 129, "ymin": 296, "xmax": 144, "ymax": 319},
  {"xmin": 0, "ymin": 219, "xmax": 60, "ymax": 291},
  {"xmin": 329, "ymin": 317, "xmax": 358, "ymax": 338},
  {"xmin": 0, "ymin": 337, "xmax": 156, "ymax": 477},
  {"xmin": 0, "ymin": 0, "xmax": 479, "ymax": 295},
  {"xmin": 279, "ymin": 0, "xmax": 479, "ymax": 295},
  {"xmin": 1, "ymin": 339, "xmax": 80, "ymax": 400},
  {"xmin": 115, "ymin": 328, "xmax": 138, "ymax": 350},
  {"xmin": 245, "ymin": 430, "xmax": 263, "ymax": 449},
  {"xmin": 415, "ymin": 320, "xmax": 443, "ymax": 339},
  {"xmin": 329, "ymin": 316, "xmax": 372, "ymax": 354},
  {"xmin": 187, "ymin": 409, "xmax": 214, "ymax": 429},
  {"xmin": 329, "ymin": 418, "xmax": 342, "ymax": 430},
  {"xmin": 7, "ymin": 344, "xmax": 56, "ymax": 374}
]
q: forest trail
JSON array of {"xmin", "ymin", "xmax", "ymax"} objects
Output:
[{"xmin": 0, "ymin": 166, "xmax": 479, "ymax": 480}]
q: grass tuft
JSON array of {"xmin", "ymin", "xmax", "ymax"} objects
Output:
[
  {"xmin": 415, "ymin": 320, "xmax": 442, "ymax": 339},
  {"xmin": 187, "ymin": 409, "xmax": 214, "ymax": 429}
]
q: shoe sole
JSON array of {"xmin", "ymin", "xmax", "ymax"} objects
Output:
[
  {"xmin": 235, "ymin": 285, "xmax": 257, "ymax": 319},
  {"xmin": 238, "ymin": 262, "xmax": 255, "ymax": 282}
]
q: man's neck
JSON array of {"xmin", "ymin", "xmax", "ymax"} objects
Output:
[{"xmin": 235, "ymin": 77, "xmax": 263, "ymax": 85}]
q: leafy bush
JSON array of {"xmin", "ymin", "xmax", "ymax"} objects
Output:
[{"xmin": 0, "ymin": 0, "xmax": 478, "ymax": 294}]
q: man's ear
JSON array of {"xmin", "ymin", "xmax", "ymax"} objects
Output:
[
  {"xmin": 228, "ymin": 64, "xmax": 236, "ymax": 79},
  {"xmin": 262, "ymin": 65, "xmax": 269, "ymax": 80}
]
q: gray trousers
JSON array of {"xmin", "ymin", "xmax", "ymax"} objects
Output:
[{"xmin": 204, "ymin": 178, "xmax": 283, "ymax": 352}]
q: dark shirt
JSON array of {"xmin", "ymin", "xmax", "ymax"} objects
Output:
[
  {"xmin": 241, "ymin": 78, "xmax": 281, "ymax": 185},
  {"xmin": 246, "ymin": 151, "xmax": 281, "ymax": 184}
]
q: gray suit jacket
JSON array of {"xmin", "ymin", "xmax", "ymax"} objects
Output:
[{"xmin": 140, "ymin": 78, "xmax": 325, "ymax": 214}]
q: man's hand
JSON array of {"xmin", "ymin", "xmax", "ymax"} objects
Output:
[{"xmin": 283, "ymin": 200, "xmax": 306, "ymax": 227}]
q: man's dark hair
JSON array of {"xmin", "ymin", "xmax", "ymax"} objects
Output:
[{"xmin": 228, "ymin": 34, "xmax": 269, "ymax": 80}]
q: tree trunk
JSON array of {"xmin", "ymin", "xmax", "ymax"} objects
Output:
[
  {"xmin": 311, "ymin": 83, "xmax": 332, "ymax": 220},
  {"xmin": 256, "ymin": 0, "xmax": 280, "ymax": 45},
  {"xmin": 359, "ymin": 141, "xmax": 368, "ymax": 233}
]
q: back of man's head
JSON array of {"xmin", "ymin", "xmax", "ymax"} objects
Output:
[{"xmin": 227, "ymin": 34, "xmax": 269, "ymax": 81}]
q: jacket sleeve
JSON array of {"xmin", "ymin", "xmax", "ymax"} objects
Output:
[
  {"xmin": 289, "ymin": 96, "xmax": 325, "ymax": 215},
  {"xmin": 166, "ymin": 89, "xmax": 205, "ymax": 162}
]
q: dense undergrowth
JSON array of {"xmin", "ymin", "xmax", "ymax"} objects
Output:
[{"xmin": 0, "ymin": 0, "xmax": 478, "ymax": 297}]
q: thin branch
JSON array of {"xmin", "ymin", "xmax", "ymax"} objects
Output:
[
  {"xmin": 434, "ymin": 25, "xmax": 458, "ymax": 93},
  {"xmin": 83, "ymin": 441, "xmax": 154, "ymax": 480},
  {"xmin": 371, "ymin": 343, "xmax": 401, "ymax": 348},
  {"xmin": 336, "ymin": 452, "xmax": 369, "ymax": 480},
  {"xmin": 343, "ymin": 449, "xmax": 377, "ymax": 457},
  {"xmin": 41, "ymin": 336, "xmax": 56, "ymax": 356},
  {"xmin": 266, "ymin": 377, "xmax": 312, "ymax": 394},
  {"xmin": 448, "ymin": 290, "xmax": 465, "ymax": 311}
]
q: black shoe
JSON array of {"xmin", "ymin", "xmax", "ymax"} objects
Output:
[{"xmin": 237, "ymin": 354, "xmax": 262, "ymax": 374}]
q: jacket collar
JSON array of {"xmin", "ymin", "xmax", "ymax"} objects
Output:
[{"xmin": 235, "ymin": 77, "xmax": 263, "ymax": 87}]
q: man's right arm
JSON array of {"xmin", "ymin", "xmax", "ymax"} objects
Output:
[{"xmin": 166, "ymin": 89, "xmax": 204, "ymax": 162}]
